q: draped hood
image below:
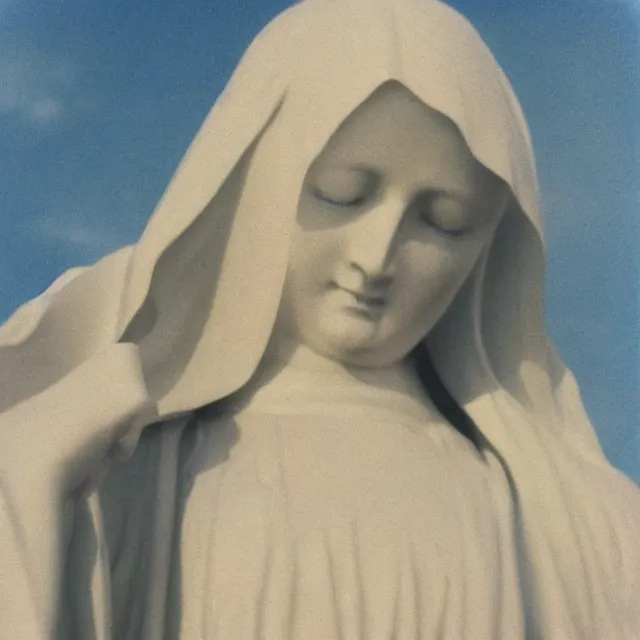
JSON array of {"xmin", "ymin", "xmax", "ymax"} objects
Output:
[{"xmin": 0, "ymin": 0, "xmax": 585, "ymax": 432}]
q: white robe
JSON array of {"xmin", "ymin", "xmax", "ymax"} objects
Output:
[
  {"xmin": 1, "ymin": 350, "xmax": 633, "ymax": 639},
  {"xmin": 100, "ymin": 409, "xmax": 522, "ymax": 639}
]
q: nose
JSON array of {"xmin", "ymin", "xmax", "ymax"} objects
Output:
[{"xmin": 345, "ymin": 194, "xmax": 406, "ymax": 288}]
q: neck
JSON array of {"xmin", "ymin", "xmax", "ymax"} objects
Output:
[
  {"xmin": 267, "ymin": 334, "xmax": 420, "ymax": 380},
  {"xmin": 227, "ymin": 336, "xmax": 439, "ymax": 419}
]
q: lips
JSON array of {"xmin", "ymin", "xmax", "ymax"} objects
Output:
[{"xmin": 340, "ymin": 288, "xmax": 387, "ymax": 308}]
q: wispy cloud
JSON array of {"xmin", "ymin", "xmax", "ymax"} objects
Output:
[
  {"xmin": 0, "ymin": 41, "xmax": 82, "ymax": 126},
  {"xmin": 33, "ymin": 214, "xmax": 130, "ymax": 253}
]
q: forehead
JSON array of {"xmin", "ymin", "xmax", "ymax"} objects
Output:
[
  {"xmin": 330, "ymin": 83, "xmax": 462, "ymax": 143},
  {"xmin": 308, "ymin": 82, "xmax": 500, "ymax": 199}
]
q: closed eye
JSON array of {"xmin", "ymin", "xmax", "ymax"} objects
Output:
[
  {"xmin": 312, "ymin": 187, "xmax": 367, "ymax": 208},
  {"xmin": 425, "ymin": 222, "xmax": 468, "ymax": 238},
  {"xmin": 414, "ymin": 191, "xmax": 473, "ymax": 239}
]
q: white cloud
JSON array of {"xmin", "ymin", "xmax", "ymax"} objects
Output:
[
  {"xmin": 0, "ymin": 42, "xmax": 80, "ymax": 126},
  {"xmin": 27, "ymin": 97, "xmax": 64, "ymax": 123},
  {"xmin": 33, "ymin": 215, "xmax": 126, "ymax": 252}
]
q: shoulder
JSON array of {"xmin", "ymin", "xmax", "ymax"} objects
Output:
[{"xmin": 1, "ymin": 245, "xmax": 135, "ymax": 348}]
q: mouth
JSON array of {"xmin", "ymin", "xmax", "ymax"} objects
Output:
[{"xmin": 339, "ymin": 288, "xmax": 387, "ymax": 309}]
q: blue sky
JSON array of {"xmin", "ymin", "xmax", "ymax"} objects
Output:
[{"xmin": 1, "ymin": 0, "xmax": 638, "ymax": 482}]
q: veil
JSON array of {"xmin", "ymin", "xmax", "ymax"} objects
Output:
[
  {"xmin": 0, "ymin": 0, "xmax": 598, "ymax": 443},
  {"xmin": 1, "ymin": 0, "xmax": 638, "ymax": 636}
]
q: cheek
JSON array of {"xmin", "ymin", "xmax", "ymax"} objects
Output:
[
  {"xmin": 280, "ymin": 232, "xmax": 342, "ymax": 326},
  {"xmin": 287, "ymin": 228, "xmax": 345, "ymax": 290},
  {"xmin": 394, "ymin": 243, "xmax": 481, "ymax": 319}
]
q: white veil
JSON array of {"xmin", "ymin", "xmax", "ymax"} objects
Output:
[
  {"xmin": 0, "ymin": 0, "xmax": 593, "ymax": 432},
  {"xmin": 1, "ymin": 0, "xmax": 638, "ymax": 636}
]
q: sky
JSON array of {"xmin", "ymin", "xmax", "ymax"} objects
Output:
[{"xmin": 0, "ymin": 0, "xmax": 638, "ymax": 482}]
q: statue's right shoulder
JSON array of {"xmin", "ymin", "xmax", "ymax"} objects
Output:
[
  {"xmin": 0, "ymin": 245, "xmax": 137, "ymax": 413},
  {"xmin": 0, "ymin": 245, "xmax": 135, "ymax": 347}
]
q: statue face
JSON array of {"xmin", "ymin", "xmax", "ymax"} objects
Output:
[{"xmin": 275, "ymin": 83, "xmax": 506, "ymax": 367}]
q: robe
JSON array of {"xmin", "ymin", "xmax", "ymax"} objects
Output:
[{"xmin": 2, "ymin": 348, "xmax": 636, "ymax": 639}]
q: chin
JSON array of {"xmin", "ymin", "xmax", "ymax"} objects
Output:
[
  {"xmin": 321, "ymin": 339, "xmax": 409, "ymax": 369},
  {"xmin": 301, "ymin": 315, "xmax": 420, "ymax": 367}
]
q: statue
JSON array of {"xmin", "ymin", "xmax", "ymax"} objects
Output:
[{"xmin": 1, "ymin": 0, "xmax": 638, "ymax": 638}]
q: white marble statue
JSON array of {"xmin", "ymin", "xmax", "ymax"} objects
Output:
[{"xmin": 1, "ymin": 0, "xmax": 639, "ymax": 638}]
